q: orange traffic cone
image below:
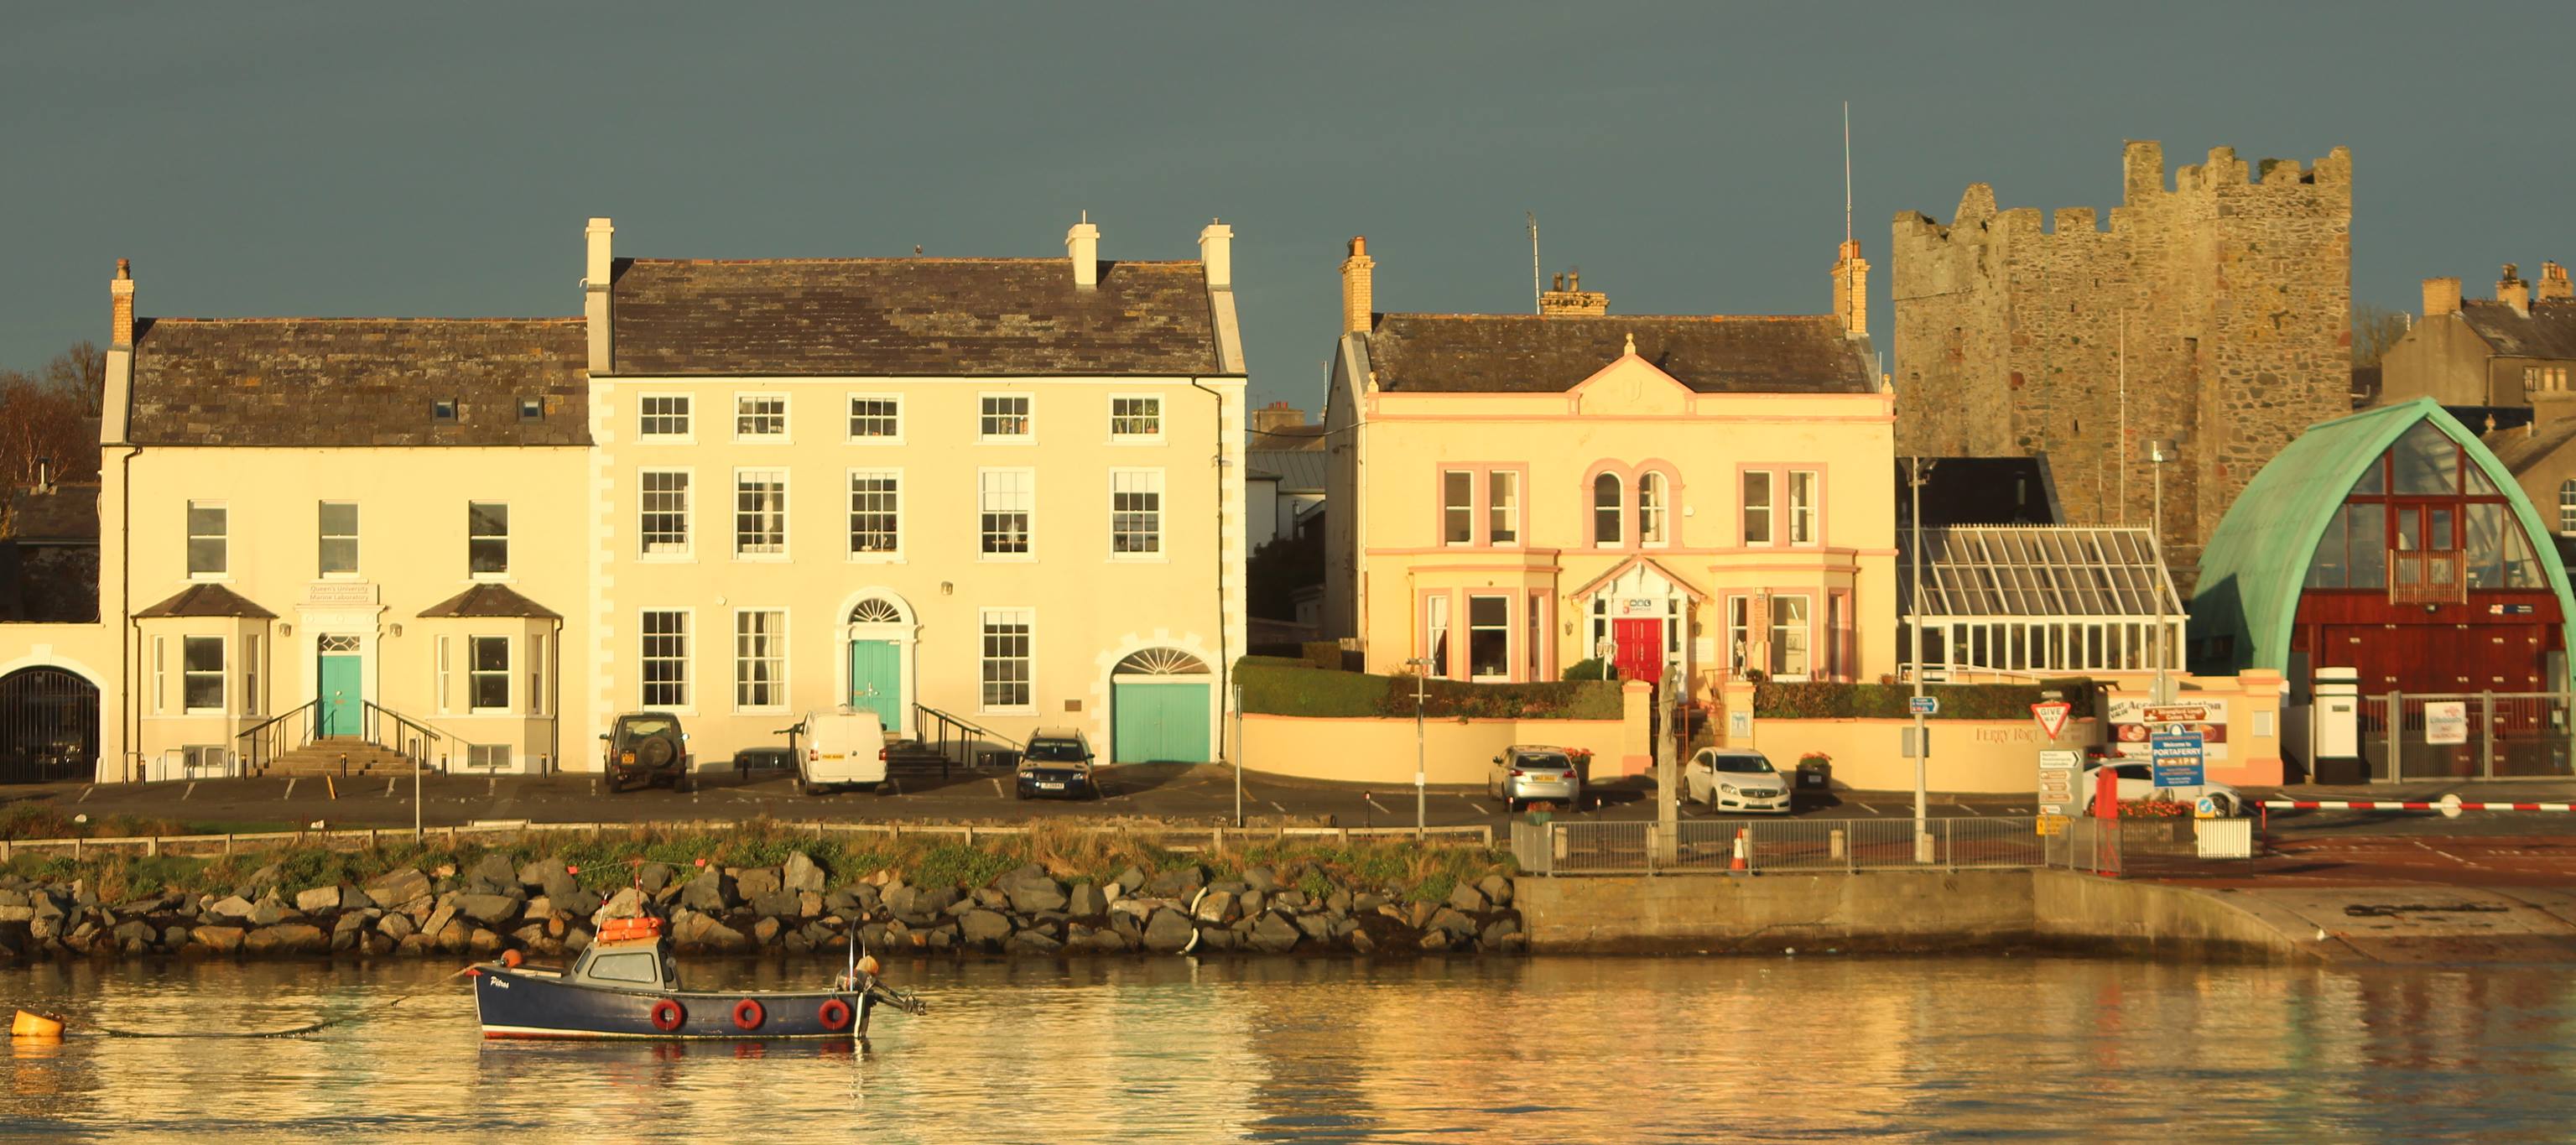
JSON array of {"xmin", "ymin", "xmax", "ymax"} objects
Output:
[{"xmin": 1730, "ymin": 829, "xmax": 1750, "ymax": 872}]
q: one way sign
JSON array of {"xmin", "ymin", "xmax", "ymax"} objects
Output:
[{"xmin": 2031, "ymin": 700, "xmax": 2072, "ymax": 740}]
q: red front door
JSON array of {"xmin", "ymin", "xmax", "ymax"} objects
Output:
[{"xmin": 1614, "ymin": 618, "xmax": 1663, "ymax": 683}]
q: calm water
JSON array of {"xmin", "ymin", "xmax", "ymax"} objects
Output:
[{"xmin": 3, "ymin": 955, "xmax": 2573, "ymax": 1142}]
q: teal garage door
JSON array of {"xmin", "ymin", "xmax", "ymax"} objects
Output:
[
  {"xmin": 848, "ymin": 640, "xmax": 903, "ymax": 731},
  {"xmin": 1112, "ymin": 681, "xmax": 1210, "ymax": 763}
]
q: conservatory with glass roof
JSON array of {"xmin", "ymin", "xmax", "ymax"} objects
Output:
[{"xmin": 1898, "ymin": 525, "xmax": 2184, "ymax": 680}]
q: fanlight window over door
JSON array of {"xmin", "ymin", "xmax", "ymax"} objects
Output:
[
  {"xmin": 848, "ymin": 598, "xmax": 904, "ymax": 625},
  {"xmin": 1115, "ymin": 648, "xmax": 1209, "ymax": 675}
]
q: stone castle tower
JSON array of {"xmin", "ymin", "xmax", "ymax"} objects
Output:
[{"xmin": 1890, "ymin": 141, "xmax": 2353, "ymax": 575}]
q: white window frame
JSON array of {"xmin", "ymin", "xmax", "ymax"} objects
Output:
[
  {"xmin": 1742, "ymin": 471, "xmax": 1775, "ymax": 547},
  {"xmin": 733, "ymin": 468, "xmax": 788, "ymax": 560},
  {"xmin": 1442, "ymin": 471, "xmax": 1474, "ymax": 546},
  {"xmin": 186, "ymin": 500, "xmax": 227, "ymax": 580},
  {"xmin": 152, "ymin": 637, "xmax": 166, "ymax": 714},
  {"xmin": 1466, "ymin": 594, "xmax": 1512, "ymax": 683},
  {"xmin": 977, "ymin": 607, "xmax": 1035, "ymax": 714},
  {"xmin": 637, "ymin": 393, "xmax": 694, "ymax": 442},
  {"xmin": 979, "ymin": 393, "xmax": 1034, "ymax": 443},
  {"xmin": 1108, "ymin": 393, "xmax": 1165, "ymax": 444},
  {"xmin": 468, "ymin": 502, "xmax": 510, "ymax": 580},
  {"xmin": 435, "ymin": 636, "xmax": 452, "ymax": 715},
  {"xmin": 1424, "ymin": 595, "xmax": 1452, "ymax": 679},
  {"xmin": 1637, "ymin": 472, "xmax": 1670, "ymax": 548},
  {"xmin": 639, "ymin": 468, "xmax": 693, "ymax": 559},
  {"xmin": 1110, "ymin": 468, "xmax": 1164, "ymax": 560},
  {"xmin": 846, "ymin": 393, "xmax": 904, "ymax": 445},
  {"xmin": 733, "ymin": 393, "xmax": 790, "ymax": 443},
  {"xmin": 465, "ymin": 744, "xmax": 513, "ymax": 770},
  {"xmin": 1488, "ymin": 471, "xmax": 1521, "ymax": 547},
  {"xmin": 243, "ymin": 634, "xmax": 261, "ymax": 718},
  {"xmin": 530, "ymin": 633, "xmax": 547, "ymax": 716},
  {"xmin": 318, "ymin": 501, "xmax": 359, "ymax": 578},
  {"xmin": 2558, "ymin": 479, "xmax": 2576, "ymax": 537},
  {"xmin": 468, "ymin": 634, "xmax": 512, "ymax": 715},
  {"xmin": 732, "ymin": 608, "xmax": 789, "ymax": 713},
  {"xmin": 978, "ymin": 467, "xmax": 1036, "ymax": 561},
  {"xmin": 848, "ymin": 468, "xmax": 903, "ymax": 561},
  {"xmin": 180, "ymin": 634, "xmax": 226, "ymax": 716},
  {"xmin": 1591, "ymin": 474, "xmax": 1622, "ymax": 548},
  {"xmin": 640, "ymin": 608, "xmax": 692, "ymax": 710},
  {"xmin": 1770, "ymin": 594, "xmax": 1812, "ymax": 681},
  {"xmin": 1788, "ymin": 469, "xmax": 1820, "ymax": 546}
]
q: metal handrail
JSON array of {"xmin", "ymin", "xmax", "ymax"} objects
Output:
[
  {"xmin": 910, "ymin": 704, "xmax": 1021, "ymax": 772},
  {"xmin": 363, "ymin": 700, "xmax": 463, "ymax": 773},
  {"xmin": 234, "ymin": 700, "xmax": 318, "ymax": 775}
]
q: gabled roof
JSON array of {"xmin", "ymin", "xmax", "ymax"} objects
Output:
[
  {"xmin": 417, "ymin": 583, "xmax": 561, "ymax": 620},
  {"xmin": 5, "ymin": 484, "xmax": 99, "ymax": 542},
  {"xmin": 2458, "ymin": 299, "xmax": 2576, "ymax": 361},
  {"xmin": 1364, "ymin": 315, "xmax": 1875, "ymax": 395},
  {"xmin": 606, "ymin": 258, "xmax": 1224, "ymax": 377},
  {"xmin": 136, "ymin": 582, "xmax": 275, "ymax": 619},
  {"xmin": 129, "ymin": 317, "xmax": 589, "ymax": 447},
  {"xmin": 2189, "ymin": 398, "xmax": 2576, "ymax": 674},
  {"xmin": 2484, "ymin": 418, "xmax": 2576, "ymax": 475}
]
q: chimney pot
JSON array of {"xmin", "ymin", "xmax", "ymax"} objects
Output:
[
  {"xmin": 1067, "ymin": 216, "xmax": 1101, "ymax": 289},
  {"xmin": 2539, "ymin": 260, "xmax": 2573, "ymax": 303},
  {"xmin": 2499, "ymin": 263, "xmax": 2531, "ymax": 319},
  {"xmin": 2422, "ymin": 276, "xmax": 2462, "ymax": 319}
]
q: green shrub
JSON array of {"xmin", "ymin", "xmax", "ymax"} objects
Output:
[
  {"xmin": 1753, "ymin": 679, "xmax": 2099, "ymax": 721},
  {"xmin": 1236, "ymin": 659, "xmax": 1621, "ymax": 721},
  {"xmin": 1300, "ymin": 641, "xmax": 1348, "ymax": 672},
  {"xmin": 1561, "ymin": 657, "xmax": 1611, "ymax": 681}
]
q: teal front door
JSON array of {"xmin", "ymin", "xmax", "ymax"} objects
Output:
[
  {"xmin": 319, "ymin": 653, "xmax": 362, "ymax": 736},
  {"xmin": 1113, "ymin": 681, "xmax": 1211, "ymax": 762},
  {"xmin": 848, "ymin": 640, "xmax": 902, "ymax": 731}
]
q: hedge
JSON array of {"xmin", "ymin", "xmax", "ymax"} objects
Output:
[
  {"xmin": 1752, "ymin": 679, "xmax": 2098, "ymax": 721},
  {"xmin": 1235, "ymin": 660, "xmax": 1622, "ymax": 721}
]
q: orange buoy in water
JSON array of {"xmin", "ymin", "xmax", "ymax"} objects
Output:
[{"xmin": 13, "ymin": 1010, "xmax": 64, "ymax": 1038}]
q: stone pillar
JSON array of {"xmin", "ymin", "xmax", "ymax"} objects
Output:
[{"xmin": 1619, "ymin": 680, "xmax": 1652, "ymax": 776}]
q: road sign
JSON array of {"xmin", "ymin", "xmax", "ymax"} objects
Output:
[
  {"xmin": 1901, "ymin": 726, "xmax": 1930, "ymax": 758},
  {"xmin": 2037, "ymin": 748, "xmax": 2083, "ymax": 819},
  {"xmin": 2036, "ymin": 814, "xmax": 2069, "ymax": 836},
  {"xmin": 2144, "ymin": 705, "xmax": 2208, "ymax": 723},
  {"xmin": 2032, "ymin": 700, "xmax": 2072, "ymax": 740},
  {"xmin": 2425, "ymin": 701, "xmax": 2469, "ymax": 746},
  {"xmin": 2194, "ymin": 795, "xmax": 2219, "ymax": 820},
  {"xmin": 2151, "ymin": 731, "xmax": 2205, "ymax": 788},
  {"xmin": 1909, "ymin": 695, "xmax": 1939, "ymax": 716}
]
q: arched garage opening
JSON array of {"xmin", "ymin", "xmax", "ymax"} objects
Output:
[
  {"xmin": 0, "ymin": 667, "xmax": 99, "ymax": 783},
  {"xmin": 1111, "ymin": 648, "xmax": 1213, "ymax": 763}
]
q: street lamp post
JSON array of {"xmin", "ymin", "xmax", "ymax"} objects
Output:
[
  {"xmin": 1403, "ymin": 658, "xmax": 1431, "ymax": 840},
  {"xmin": 1907, "ymin": 456, "xmax": 1935, "ymax": 861},
  {"xmin": 1658, "ymin": 653, "xmax": 1682, "ymax": 864},
  {"xmin": 2147, "ymin": 440, "xmax": 2176, "ymax": 705}
]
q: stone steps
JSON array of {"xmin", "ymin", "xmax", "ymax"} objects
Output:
[{"xmin": 258, "ymin": 740, "xmax": 420, "ymax": 778}]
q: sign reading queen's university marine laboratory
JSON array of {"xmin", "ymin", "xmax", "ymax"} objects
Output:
[{"xmin": 2109, "ymin": 699, "xmax": 2229, "ymax": 762}]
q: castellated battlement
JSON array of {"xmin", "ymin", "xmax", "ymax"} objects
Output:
[{"xmin": 1898, "ymin": 141, "xmax": 2354, "ymax": 251}]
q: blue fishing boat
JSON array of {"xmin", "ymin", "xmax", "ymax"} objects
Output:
[{"xmin": 471, "ymin": 916, "xmax": 922, "ymax": 1041}]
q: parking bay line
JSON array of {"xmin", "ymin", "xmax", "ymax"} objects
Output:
[
  {"xmin": 1855, "ymin": 802, "xmax": 1879, "ymax": 815},
  {"xmin": 283, "ymin": 778, "xmax": 298, "ymax": 800},
  {"xmin": 1458, "ymin": 796, "xmax": 1492, "ymax": 815},
  {"xmin": 182, "ymin": 782, "xmax": 195, "ymax": 801},
  {"xmin": 383, "ymin": 778, "xmax": 397, "ymax": 798},
  {"xmin": 1365, "ymin": 794, "xmax": 1391, "ymax": 815}
]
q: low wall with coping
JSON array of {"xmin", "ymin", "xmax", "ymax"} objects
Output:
[
  {"xmin": 1736, "ymin": 718, "xmax": 2103, "ymax": 794},
  {"xmin": 1241, "ymin": 712, "xmax": 1632, "ymax": 786}
]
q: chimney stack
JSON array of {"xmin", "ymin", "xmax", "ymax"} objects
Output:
[
  {"xmin": 2500, "ymin": 263, "xmax": 2530, "ymax": 319},
  {"xmin": 1340, "ymin": 237, "xmax": 1375, "ymax": 336},
  {"xmin": 1252, "ymin": 401, "xmax": 1308, "ymax": 436},
  {"xmin": 2539, "ymin": 260, "xmax": 2573, "ymax": 304},
  {"xmin": 1067, "ymin": 213, "xmax": 1101, "ymax": 289},
  {"xmin": 111, "ymin": 258, "xmax": 133, "ymax": 348},
  {"xmin": 2423, "ymin": 276, "xmax": 2462, "ymax": 319},
  {"xmin": 103, "ymin": 260, "xmax": 134, "ymax": 445},
  {"xmin": 1197, "ymin": 220, "xmax": 1233, "ymax": 290},
  {"xmin": 1831, "ymin": 239, "xmax": 1870, "ymax": 339},
  {"xmin": 1538, "ymin": 267, "xmax": 1608, "ymax": 316},
  {"xmin": 584, "ymin": 217, "xmax": 615, "ymax": 374}
]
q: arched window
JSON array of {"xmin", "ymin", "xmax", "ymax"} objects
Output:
[
  {"xmin": 2560, "ymin": 479, "xmax": 2576, "ymax": 537},
  {"xmin": 1637, "ymin": 472, "xmax": 1669, "ymax": 545},
  {"xmin": 1592, "ymin": 473, "xmax": 1623, "ymax": 546}
]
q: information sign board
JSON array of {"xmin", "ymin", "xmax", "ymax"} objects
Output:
[
  {"xmin": 2151, "ymin": 731, "xmax": 2205, "ymax": 788},
  {"xmin": 2424, "ymin": 701, "xmax": 2469, "ymax": 747},
  {"xmin": 1909, "ymin": 695, "xmax": 1939, "ymax": 716}
]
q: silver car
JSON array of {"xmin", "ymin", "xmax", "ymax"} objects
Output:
[
  {"xmin": 1487, "ymin": 746, "xmax": 1583, "ymax": 810},
  {"xmin": 1683, "ymin": 749, "xmax": 1792, "ymax": 814}
]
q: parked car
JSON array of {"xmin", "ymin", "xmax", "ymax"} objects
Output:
[
  {"xmin": 1682, "ymin": 748, "xmax": 1792, "ymax": 814},
  {"xmin": 795, "ymin": 707, "xmax": 891, "ymax": 794},
  {"xmin": 2084, "ymin": 760, "xmax": 2243, "ymax": 816},
  {"xmin": 1486, "ymin": 745, "xmax": 1583, "ymax": 811},
  {"xmin": 1016, "ymin": 727, "xmax": 1109, "ymax": 799},
  {"xmin": 601, "ymin": 712, "xmax": 695, "ymax": 793}
]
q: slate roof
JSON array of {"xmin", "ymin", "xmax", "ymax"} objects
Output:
[
  {"xmin": 1249, "ymin": 450, "xmax": 1330, "ymax": 493},
  {"xmin": 2459, "ymin": 300, "xmax": 2576, "ymax": 361},
  {"xmin": 128, "ymin": 318, "xmax": 589, "ymax": 447},
  {"xmin": 606, "ymin": 258, "xmax": 1223, "ymax": 377},
  {"xmin": 5, "ymin": 484, "xmax": 99, "ymax": 542},
  {"xmin": 136, "ymin": 582, "xmax": 276, "ymax": 619},
  {"xmin": 1363, "ymin": 315, "xmax": 1876, "ymax": 394},
  {"xmin": 2484, "ymin": 418, "xmax": 2576, "ymax": 475},
  {"xmin": 417, "ymin": 582, "xmax": 561, "ymax": 620}
]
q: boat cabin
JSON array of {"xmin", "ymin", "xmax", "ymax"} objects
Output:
[{"xmin": 567, "ymin": 938, "xmax": 680, "ymax": 992}]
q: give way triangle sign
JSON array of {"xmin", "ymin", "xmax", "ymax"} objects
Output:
[{"xmin": 2032, "ymin": 700, "xmax": 2072, "ymax": 740}]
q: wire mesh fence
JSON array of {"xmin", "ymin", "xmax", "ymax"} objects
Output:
[{"xmin": 1513, "ymin": 815, "xmax": 2110, "ymax": 876}]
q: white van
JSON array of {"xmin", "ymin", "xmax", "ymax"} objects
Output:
[{"xmin": 796, "ymin": 708, "xmax": 889, "ymax": 794}]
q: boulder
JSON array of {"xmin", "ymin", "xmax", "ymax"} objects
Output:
[
  {"xmin": 1273, "ymin": 890, "xmax": 1308, "ymax": 910},
  {"xmin": 559, "ymin": 889, "xmax": 603, "ymax": 919},
  {"xmin": 332, "ymin": 911, "xmax": 371, "ymax": 937},
  {"xmin": 1326, "ymin": 890, "xmax": 1352, "ymax": 916},
  {"xmin": 398, "ymin": 933, "xmax": 433, "ymax": 956},
  {"xmin": 752, "ymin": 917, "xmax": 782, "ymax": 945},
  {"xmin": 1109, "ymin": 898, "xmax": 1159, "ymax": 922},
  {"xmin": 162, "ymin": 925, "xmax": 192, "ymax": 949},
  {"xmin": 1406, "ymin": 901, "xmax": 1437, "ymax": 929},
  {"xmin": 112, "ymin": 919, "xmax": 155, "ymax": 948},
  {"xmin": 1445, "ymin": 882, "xmax": 1488, "ymax": 913},
  {"xmin": 960, "ymin": 908, "xmax": 1013, "ymax": 945},
  {"xmin": 1198, "ymin": 926, "xmax": 1237, "ymax": 952},
  {"xmin": 1193, "ymin": 890, "xmax": 1237, "ymax": 925},
  {"xmin": 422, "ymin": 902, "xmax": 459, "ymax": 942},
  {"xmin": 367, "ymin": 868, "xmax": 431, "ymax": 909},
  {"xmin": 781, "ymin": 852, "xmax": 825, "ymax": 893},
  {"xmin": 539, "ymin": 863, "xmax": 581, "ymax": 904},
  {"xmin": 1242, "ymin": 866, "xmax": 1281, "ymax": 893},
  {"xmin": 1481, "ymin": 918, "xmax": 1521, "ymax": 947},
  {"xmin": 749, "ymin": 889, "xmax": 801, "ymax": 919},
  {"xmin": 1065, "ymin": 882, "xmax": 1106, "ymax": 918},
  {"xmin": 377, "ymin": 913, "xmax": 417, "ymax": 941},
  {"xmin": 1239, "ymin": 889, "xmax": 1266, "ymax": 917},
  {"xmin": 1143, "ymin": 866, "xmax": 1205, "ymax": 898},
  {"xmin": 1007, "ymin": 929, "xmax": 1063, "ymax": 955},
  {"xmin": 1428, "ymin": 908, "xmax": 1476, "ymax": 939},
  {"xmin": 1293, "ymin": 913, "xmax": 1334, "ymax": 941},
  {"xmin": 1477, "ymin": 875, "xmax": 1513, "ymax": 907},
  {"xmin": 734, "ymin": 867, "xmax": 783, "ymax": 899},
  {"xmin": 515, "ymin": 859, "xmax": 554, "ymax": 890},
  {"xmin": 1352, "ymin": 892, "xmax": 1389, "ymax": 912},
  {"xmin": 1208, "ymin": 881, "xmax": 1249, "ymax": 897},
  {"xmin": 456, "ymin": 893, "xmax": 522, "ymax": 924},
  {"xmin": 972, "ymin": 887, "xmax": 1011, "ymax": 910},
  {"xmin": 1142, "ymin": 908, "xmax": 1196, "ymax": 953},
  {"xmin": 207, "ymin": 895, "xmax": 257, "ymax": 920},
  {"xmin": 241, "ymin": 862, "xmax": 284, "ymax": 897},
  {"xmin": 638, "ymin": 862, "xmax": 676, "ymax": 895},
  {"xmin": 882, "ymin": 883, "xmax": 922, "ymax": 918},
  {"xmin": 435, "ymin": 919, "xmax": 471, "ymax": 953},
  {"xmin": 997, "ymin": 864, "xmax": 1069, "ymax": 913},
  {"xmin": 247, "ymin": 899, "xmax": 289, "ymax": 927},
  {"xmin": 1249, "ymin": 912, "xmax": 1302, "ymax": 954},
  {"xmin": 1347, "ymin": 924, "xmax": 1375, "ymax": 954},
  {"xmin": 466, "ymin": 929, "xmax": 505, "ymax": 955},
  {"xmin": 679, "ymin": 872, "xmax": 733, "ymax": 913},
  {"xmin": 679, "ymin": 921, "xmax": 743, "ymax": 951},
  {"xmin": 1112, "ymin": 866, "xmax": 1148, "ymax": 895},
  {"xmin": 193, "ymin": 925, "xmax": 247, "ymax": 953},
  {"xmin": 466, "ymin": 853, "xmax": 519, "ymax": 893},
  {"xmin": 294, "ymin": 886, "xmax": 345, "ymax": 914},
  {"xmin": 1417, "ymin": 931, "xmax": 1451, "ymax": 952},
  {"xmin": 0, "ymin": 905, "xmax": 31, "ymax": 924},
  {"xmin": 245, "ymin": 924, "xmax": 326, "ymax": 955}
]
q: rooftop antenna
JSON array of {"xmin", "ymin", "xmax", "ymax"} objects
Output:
[
  {"xmin": 1528, "ymin": 211, "xmax": 1542, "ymax": 315},
  {"xmin": 1842, "ymin": 101, "xmax": 1855, "ymax": 337}
]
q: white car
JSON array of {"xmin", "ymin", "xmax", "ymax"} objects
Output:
[
  {"xmin": 2084, "ymin": 760, "xmax": 2242, "ymax": 816},
  {"xmin": 1682, "ymin": 749, "xmax": 1793, "ymax": 814}
]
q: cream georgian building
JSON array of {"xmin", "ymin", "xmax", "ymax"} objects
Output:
[
  {"xmin": 31, "ymin": 216, "xmax": 1246, "ymax": 782},
  {"xmin": 1321, "ymin": 238, "xmax": 1898, "ymax": 722}
]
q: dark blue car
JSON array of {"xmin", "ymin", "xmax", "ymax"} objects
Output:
[{"xmin": 1014, "ymin": 728, "xmax": 1110, "ymax": 800}]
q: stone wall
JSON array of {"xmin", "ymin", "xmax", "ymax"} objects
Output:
[{"xmin": 1891, "ymin": 141, "xmax": 2354, "ymax": 580}]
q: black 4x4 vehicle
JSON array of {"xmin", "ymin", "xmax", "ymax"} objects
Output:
[{"xmin": 601, "ymin": 713, "xmax": 696, "ymax": 793}]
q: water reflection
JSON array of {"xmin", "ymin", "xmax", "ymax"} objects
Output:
[{"xmin": 2, "ymin": 955, "xmax": 2573, "ymax": 1141}]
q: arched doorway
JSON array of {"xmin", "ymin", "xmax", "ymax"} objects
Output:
[
  {"xmin": 1111, "ymin": 648, "xmax": 1213, "ymax": 763},
  {"xmin": 0, "ymin": 667, "xmax": 99, "ymax": 783},
  {"xmin": 843, "ymin": 594, "xmax": 913, "ymax": 733}
]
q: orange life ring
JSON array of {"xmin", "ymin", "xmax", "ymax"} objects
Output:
[
  {"xmin": 649, "ymin": 998, "xmax": 684, "ymax": 1032},
  {"xmin": 817, "ymin": 998, "xmax": 853, "ymax": 1032},
  {"xmin": 731, "ymin": 998, "xmax": 765, "ymax": 1031}
]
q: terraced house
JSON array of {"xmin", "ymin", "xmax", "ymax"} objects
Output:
[{"xmin": 4, "ymin": 216, "xmax": 1247, "ymax": 783}]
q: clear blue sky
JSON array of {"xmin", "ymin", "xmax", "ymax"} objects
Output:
[{"xmin": 5, "ymin": 2, "xmax": 2569, "ymax": 408}]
